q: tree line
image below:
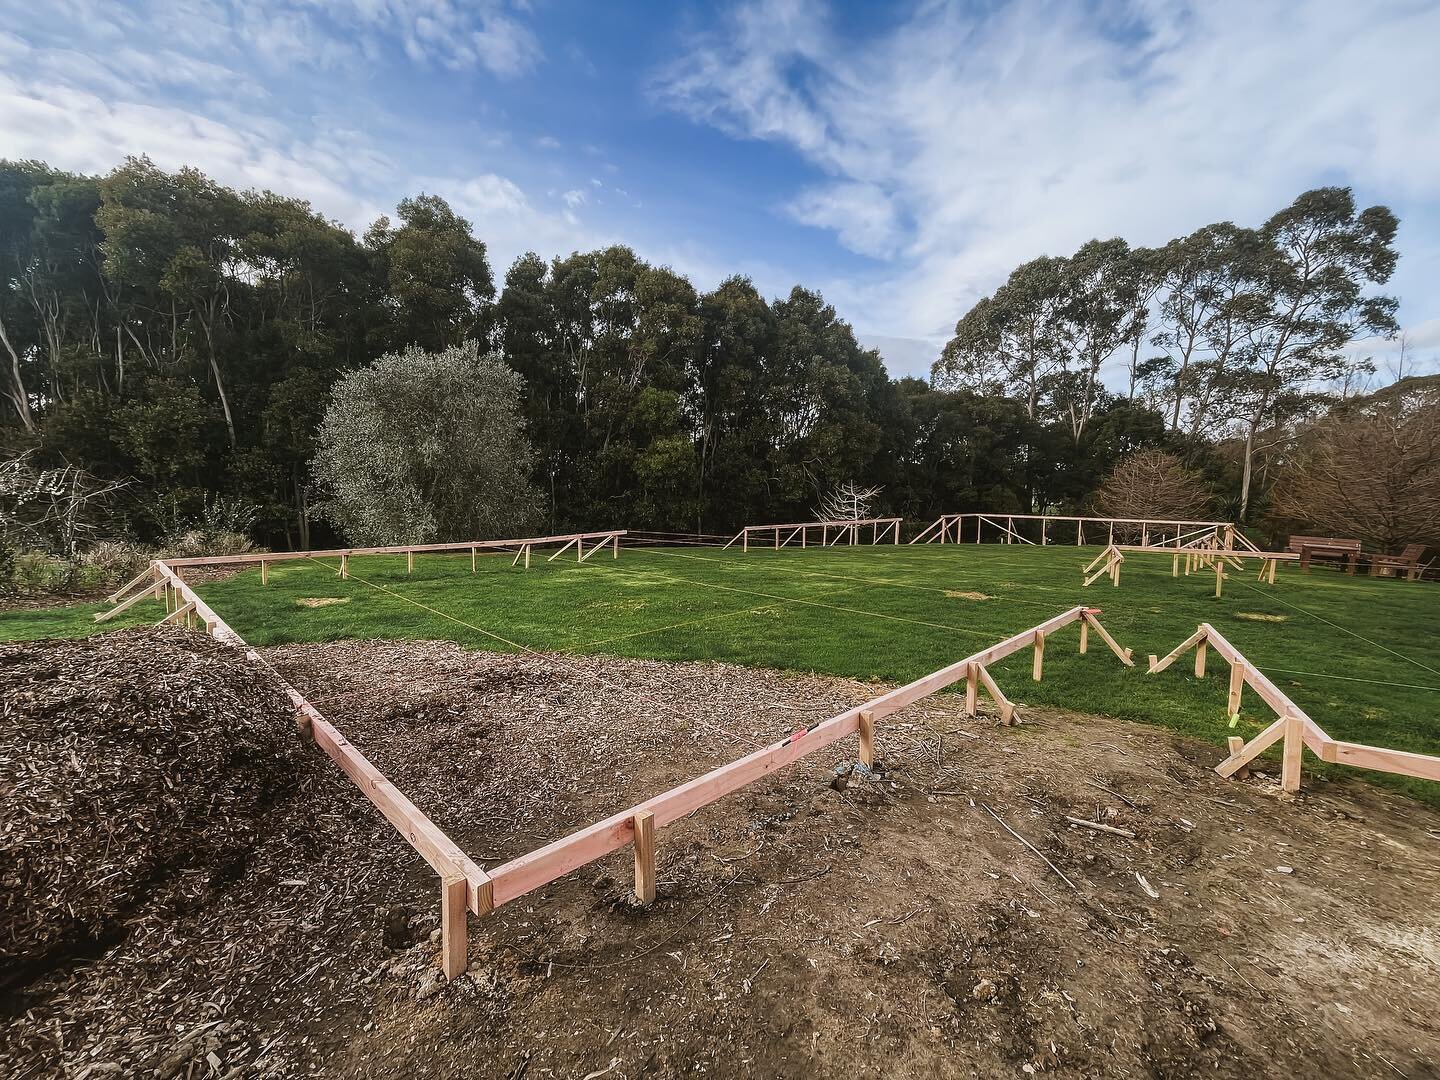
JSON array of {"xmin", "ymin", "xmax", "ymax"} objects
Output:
[
  {"xmin": 0, "ymin": 156, "xmax": 1415, "ymax": 553},
  {"xmin": 935, "ymin": 188, "xmax": 1400, "ymax": 516}
]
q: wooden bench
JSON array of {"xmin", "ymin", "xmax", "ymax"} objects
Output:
[
  {"xmin": 1368, "ymin": 543, "xmax": 1428, "ymax": 581},
  {"xmin": 1286, "ymin": 535, "xmax": 1361, "ymax": 574}
]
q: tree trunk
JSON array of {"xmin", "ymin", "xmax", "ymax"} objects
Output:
[
  {"xmin": 199, "ymin": 315, "xmax": 237, "ymax": 447},
  {"xmin": 0, "ymin": 315, "xmax": 35, "ymax": 432},
  {"xmin": 1238, "ymin": 420, "xmax": 1257, "ymax": 520}
]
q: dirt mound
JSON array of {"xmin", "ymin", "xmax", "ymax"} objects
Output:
[{"xmin": 0, "ymin": 628, "xmax": 304, "ymax": 988}]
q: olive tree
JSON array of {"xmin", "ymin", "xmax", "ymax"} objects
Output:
[{"xmin": 312, "ymin": 341, "xmax": 540, "ymax": 545}]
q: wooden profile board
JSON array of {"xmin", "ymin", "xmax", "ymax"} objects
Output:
[
  {"xmin": 160, "ymin": 530, "xmax": 629, "ymax": 569},
  {"xmin": 723, "ymin": 518, "xmax": 902, "ymax": 550},
  {"xmin": 910, "ymin": 513, "xmax": 1232, "ymax": 545},
  {"xmin": 481, "ymin": 604, "xmax": 1132, "ymax": 908},
  {"xmin": 137, "ymin": 563, "xmax": 1134, "ymax": 958},
  {"xmin": 1150, "ymin": 620, "xmax": 1440, "ymax": 787}
]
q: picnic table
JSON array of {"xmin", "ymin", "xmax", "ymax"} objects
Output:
[{"xmin": 1286, "ymin": 535, "xmax": 1361, "ymax": 574}]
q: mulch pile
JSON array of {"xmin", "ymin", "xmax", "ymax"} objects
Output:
[{"xmin": 0, "ymin": 628, "xmax": 305, "ymax": 988}]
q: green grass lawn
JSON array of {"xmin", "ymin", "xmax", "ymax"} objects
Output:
[{"xmin": 6, "ymin": 542, "xmax": 1439, "ymax": 803}]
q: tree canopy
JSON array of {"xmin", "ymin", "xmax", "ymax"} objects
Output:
[{"xmin": 0, "ymin": 156, "xmax": 1417, "ymax": 556}]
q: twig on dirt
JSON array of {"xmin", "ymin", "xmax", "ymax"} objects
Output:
[
  {"xmin": 862, "ymin": 905, "xmax": 927, "ymax": 929},
  {"xmin": 980, "ymin": 803, "xmax": 1076, "ymax": 890},
  {"xmin": 582, "ymin": 1057, "xmax": 621, "ymax": 1080},
  {"xmin": 742, "ymin": 957, "xmax": 770, "ymax": 993},
  {"xmin": 1064, "ymin": 816, "xmax": 1136, "ymax": 839},
  {"xmin": 751, "ymin": 864, "xmax": 832, "ymax": 887},
  {"xmin": 1085, "ymin": 780, "xmax": 1141, "ymax": 809},
  {"xmin": 710, "ymin": 844, "xmax": 762, "ymax": 864}
]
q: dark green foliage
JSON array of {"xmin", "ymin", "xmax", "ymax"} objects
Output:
[{"xmin": 0, "ymin": 156, "xmax": 1397, "ymax": 545}]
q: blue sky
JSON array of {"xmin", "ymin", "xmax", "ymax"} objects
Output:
[{"xmin": 3, "ymin": 0, "xmax": 1439, "ymax": 383}]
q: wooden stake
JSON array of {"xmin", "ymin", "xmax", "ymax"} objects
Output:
[
  {"xmin": 407, "ymin": 550, "xmax": 415, "ymax": 575},
  {"xmin": 1227, "ymin": 663, "xmax": 1243, "ymax": 716},
  {"xmin": 525, "ymin": 544, "xmax": 531, "ymax": 569},
  {"xmin": 340, "ymin": 554, "xmax": 349, "ymax": 579},
  {"xmin": 1172, "ymin": 554, "xmax": 1179, "ymax": 577},
  {"xmin": 1281, "ymin": 711, "xmax": 1303, "ymax": 793},
  {"xmin": 472, "ymin": 547, "xmax": 477, "ymax": 573},
  {"xmin": 441, "ymin": 875, "xmax": 468, "ymax": 981},
  {"xmin": 261, "ymin": 560, "xmax": 269, "ymax": 585},
  {"xmin": 632, "ymin": 810, "xmax": 656, "ymax": 906},
  {"xmin": 1226, "ymin": 735, "xmax": 1249, "ymax": 779},
  {"xmin": 1194, "ymin": 639, "xmax": 1207, "ymax": 678},
  {"xmin": 1032, "ymin": 631, "xmax": 1045, "ymax": 681},
  {"xmin": 858, "ymin": 709, "xmax": 876, "ymax": 767},
  {"xmin": 964, "ymin": 664, "xmax": 979, "ymax": 715},
  {"xmin": 1078, "ymin": 620, "xmax": 1088, "ymax": 654},
  {"xmin": 1214, "ymin": 560, "xmax": 1224, "ymax": 598},
  {"xmin": 1215, "ymin": 714, "xmax": 1287, "ymax": 778},
  {"xmin": 974, "ymin": 663, "xmax": 1015, "ymax": 725}
]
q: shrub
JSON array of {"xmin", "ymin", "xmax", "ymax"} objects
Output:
[
  {"xmin": 12, "ymin": 551, "xmax": 75, "ymax": 595},
  {"xmin": 0, "ymin": 538, "xmax": 15, "ymax": 598},
  {"xmin": 77, "ymin": 540, "xmax": 154, "ymax": 584},
  {"xmin": 165, "ymin": 529, "xmax": 255, "ymax": 559}
]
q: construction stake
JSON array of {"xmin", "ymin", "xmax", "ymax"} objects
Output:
[
  {"xmin": 632, "ymin": 810, "xmax": 656, "ymax": 906},
  {"xmin": 858, "ymin": 709, "xmax": 876, "ymax": 768},
  {"xmin": 441, "ymin": 875, "xmax": 468, "ymax": 981}
]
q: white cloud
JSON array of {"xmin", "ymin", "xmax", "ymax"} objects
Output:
[
  {"xmin": 787, "ymin": 181, "xmax": 901, "ymax": 258},
  {"xmin": 0, "ymin": 68, "xmax": 385, "ymax": 222},
  {"xmin": 658, "ymin": 0, "xmax": 1440, "ymax": 377},
  {"xmin": 428, "ymin": 175, "xmax": 608, "ymax": 273},
  {"xmin": 0, "ymin": 0, "xmax": 556, "ymax": 251}
]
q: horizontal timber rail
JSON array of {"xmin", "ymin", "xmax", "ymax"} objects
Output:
[
  {"xmin": 159, "ymin": 529, "xmax": 628, "ymax": 568},
  {"xmin": 722, "ymin": 517, "xmax": 902, "ymax": 551},
  {"xmin": 1148, "ymin": 622, "xmax": 1440, "ymax": 792},
  {"xmin": 911, "ymin": 512, "xmax": 1236, "ymax": 550},
  {"xmin": 481, "ymin": 605, "xmax": 1133, "ymax": 908},
  {"xmin": 1081, "ymin": 542, "xmax": 1294, "ymax": 595}
]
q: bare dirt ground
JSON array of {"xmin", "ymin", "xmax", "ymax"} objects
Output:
[{"xmin": 5, "ymin": 638, "xmax": 1440, "ymax": 1079}]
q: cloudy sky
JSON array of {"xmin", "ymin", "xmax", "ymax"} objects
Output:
[{"xmin": 3, "ymin": 0, "xmax": 1438, "ymax": 381}]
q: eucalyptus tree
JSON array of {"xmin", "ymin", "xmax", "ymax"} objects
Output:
[
  {"xmin": 364, "ymin": 194, "xmax": 493, "ymax": 352},
  {"xmin": 1144, "ymin": 223, "xmax": 1253, "ymax": 431},
  {"xmin": 934, "ymin": 255, "xmax": 1067, "ymax": 418},
  {"xmin": 1054, "ymin": 238, "xmax": 1134, "ymax": 441},
  {"xmin": 1227, "ymin": 188, "xmax": 1399, "ymax": 516},
  {"xmin": 97, "ymin": 158, "xmax": 248, "ymax": 447}
]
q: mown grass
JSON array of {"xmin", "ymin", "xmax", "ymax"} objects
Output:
[{"xmin": 5, "ymin": 542, "xmax": 1439, "ymax": 804}]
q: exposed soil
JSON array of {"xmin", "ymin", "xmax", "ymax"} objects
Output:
[{"xmin": 3, "ymin": 638, "xmax": 1439, "ymax": 1079}]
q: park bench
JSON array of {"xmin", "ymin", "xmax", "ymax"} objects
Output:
[
  {"xmin": 1368, "ymin": 543, "xmax": 1429, "ymax": 581},
  {"xmin": 1286, "ymin": 535, "xmax": 1361, "ymax": 574}
]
